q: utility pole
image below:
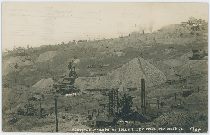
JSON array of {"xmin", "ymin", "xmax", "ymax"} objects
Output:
[
  {"xmin": 54, "ymin": 94, "xmax": 58, "ymax": 132},
  {"xmin": 97, "ymin": 109, "xmax": 100, "ymax": 116},
  {"xmin": 157, "ymin": 99, "xmax": 160, "ymax": 109},
  {"xmin": 141, "ymin": 79, "xmax": 146, "ymax": 114},
  {"xmin": 39, "ymin": 99, "xmax": 42, "ymax": 118},
  {"xmin": 92, "ymin": 110, "xmax": 94, "ymax": 118}
]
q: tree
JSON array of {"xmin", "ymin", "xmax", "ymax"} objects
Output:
[{"xmin": 187, "ymin": 17, "xmax": 208, "ymax": 31}]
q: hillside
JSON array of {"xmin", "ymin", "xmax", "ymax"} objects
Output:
[
  {"xmin": 2, "ymin": 18, "xmax": 208, "ymax": 132},
  {"xmin": 3, "ymin": 21, "xmax": 207, "ymax": 84}
]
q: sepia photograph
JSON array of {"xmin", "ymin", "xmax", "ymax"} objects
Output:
[{"xmin": 1, "ymin": 2, "xmax": 209, "ymax": 133}]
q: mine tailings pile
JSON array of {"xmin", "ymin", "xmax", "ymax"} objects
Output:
[{"xmin": 75, "ymin": 57, "xmax": 167, "ymax": 91}]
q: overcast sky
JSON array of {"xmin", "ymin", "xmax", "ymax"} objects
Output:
[{"xmin": 2, "ymin": 2, "xmax": 208, "ymax": 51}]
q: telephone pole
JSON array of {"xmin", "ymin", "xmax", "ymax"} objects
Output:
[
  {"xmin": 54, "ymin": 94, "xmax": 58, "ymax": 132},
  {"xmin": 39, "ymin": 99, "xmax": 42, "ymax": 118},
  {"xmin": 141, "ymin": 79, "xmax": 146, "ymax": 114}
]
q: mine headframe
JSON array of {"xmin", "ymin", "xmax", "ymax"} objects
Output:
[
  {"xmin": 54, "ymin": 61, "xmax": 79, "ymax": 95},
  {"xmin": 68, "ymin": 61, "xmax": 78, "ymax": 78},
  {"xmin": 108, "ymin": 88, "xmax": 119, "ymax": 116}
]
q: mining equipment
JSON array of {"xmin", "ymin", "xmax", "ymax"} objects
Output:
[
  {"xmin": 93, "ymin": 88, "xmax": 119, "ymax": 128},
  {"xmin": 54, "ymin": 61, "xmax": 79, "ymax": 95},
  {"xmin": 17, "ymin": 95, "xmax": 48, "ymax": 118},
  {"xmin": 93, "ymin": 80, "xmax": 150, "ymax": 128}
]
